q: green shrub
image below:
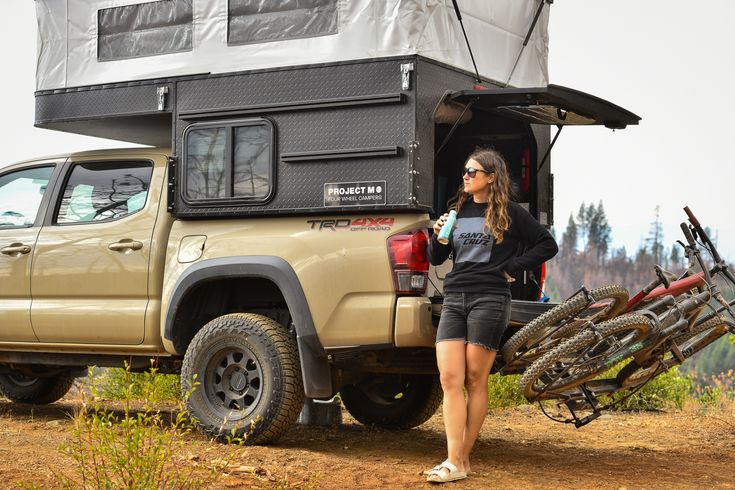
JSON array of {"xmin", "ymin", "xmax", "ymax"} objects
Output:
[
  {"xmin": 691, "ymin": 369, "xmax": 735, "ymax": 408},
  {"xmin": 100, "ymin": 367, "xmax": 181, "ymax": 401},
  {"xmin": 695, "ymin": 384, "xmax": 725, "ymax": 408},
  {"xmin": 607, "ymin": 365, "xmax": 693, "ymax": 411},
  {"xmin": 487, "ymin": 373, "xmax": 528, "ymax": 410},
  {"xmin": 56, "ymin": 365, "xmax": 234, "ymax": 489}
]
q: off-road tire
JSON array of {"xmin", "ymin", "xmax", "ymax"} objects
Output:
[
  {"xmin": 181, "ymin": 313, "xmax": 304, "ymax": 445},
  {"xmin": 501, "ymin": 284, "xmax": 629, "ymax": 366},
  {"xmin": 616, "ymin": 315, "xmax": 728, "ymax": 389},
  {"xmin": 340, "ymin": 374, "xmax": 442, "ymax": 429},
  {"xmin": 520, "ymin": 313, "xmax": 652, "ymax": 401},
  {"xmin": 0, "ymin": 373, "xmax": 74, "ymax": 404}
]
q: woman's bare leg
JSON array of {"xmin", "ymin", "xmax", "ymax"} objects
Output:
[
  {"xmin": 435, "ymin": 340, "xmax": 468, "ymax": 472},
  {"xmin": 462, "ymin": 344, "xmax": 496, "ymax": 471}
]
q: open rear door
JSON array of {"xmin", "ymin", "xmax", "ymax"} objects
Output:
[{"xmin": 447, "ymin": 84, "xmax": 641, "ymax": 129}]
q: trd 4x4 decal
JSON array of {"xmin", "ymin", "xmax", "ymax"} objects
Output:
[{"xmin": 307, "ymin": 218, "xmax": 395, "ymax": 231}]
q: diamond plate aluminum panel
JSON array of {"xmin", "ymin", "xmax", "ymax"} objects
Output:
[
  {"xmin": 173, "ymin": 59, "xmax": 419, "ymax": 218},
  {"xmin": 36, "ymin": 82, "xmax": 172, "ymax": 123},
  {"xmin": 177, "ymin": 59, "xmax": 405, "ymax": 112}
]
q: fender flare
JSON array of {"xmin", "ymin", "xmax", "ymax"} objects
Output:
[{"xmin": 164, "ymin": 256, "xmax": 331, "ymax": 398}]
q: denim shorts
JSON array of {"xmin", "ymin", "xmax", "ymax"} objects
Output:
[{"xmin": 436, "ymin": 293, "xmax": 511, "ymax": 351}]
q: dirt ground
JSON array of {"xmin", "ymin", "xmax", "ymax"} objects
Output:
[{"xmin": 1, "ymin": 395, "xmax": 734, "ymax": 489}]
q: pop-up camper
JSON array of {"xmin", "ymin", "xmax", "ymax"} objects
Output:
[{"xmin": 33, "ymin": 0, "xmax": 639, "ymax": 295}]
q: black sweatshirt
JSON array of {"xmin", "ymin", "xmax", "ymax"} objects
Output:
[{"xmin": 429, "ymin": 200, "xmax": 558, "ymax": 295}]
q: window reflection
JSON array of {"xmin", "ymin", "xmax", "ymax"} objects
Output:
[
  {"xmin": 186, "ymin": 128, "xmax": 227, "ymax": 200},
  {"xmin": 56, "ymin": 162, "xmax": 152, "ymax": 224}
]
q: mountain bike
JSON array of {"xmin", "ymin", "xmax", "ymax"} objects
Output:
[
  {"xmin": 499, "ymin": 284, "xmax": 629, "ymax": 374},
  {"xmin": 517, "ymin": 207, "xmax": 735, "ymax": 426}
]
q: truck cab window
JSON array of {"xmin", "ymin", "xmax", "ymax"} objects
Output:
[
  {"xmin": 0, "ymin": 166, "xmax": 54, "ymax": 228},
  {"xmin": 56, "ymin": 161, "xmax": 152, "ymax": 224}
]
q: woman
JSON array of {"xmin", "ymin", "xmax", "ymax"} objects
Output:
[{"xmin": 426, "ymin": 149, "xmax": 558, "ymax": 483}]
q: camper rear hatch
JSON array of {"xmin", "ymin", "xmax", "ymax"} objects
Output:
[{"xmin": 448, "ymin": 84, "xmax": 641, "ymax": 130}]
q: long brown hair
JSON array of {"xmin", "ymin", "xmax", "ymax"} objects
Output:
[{"xmin": 448, "ymin": 148, "xmax": 512, "ymax": 244}]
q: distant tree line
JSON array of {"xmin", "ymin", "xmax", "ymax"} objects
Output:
[{"xmin": 545, "ymin": 203, "xmax": 684, "ymax": 300}]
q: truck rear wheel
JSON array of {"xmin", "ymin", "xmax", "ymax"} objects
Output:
[
  {"xmin": 341, "ymin": 374, "xmax": 442, "ymax": 429},
  {"xmin": 181, "ymin": 313, "xmax": 304, "ymax": 444},
  {"xmin": 0, "ymin": 372, "xmax": 74, "ymax": 404}
]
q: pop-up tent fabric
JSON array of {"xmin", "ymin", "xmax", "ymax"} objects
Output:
[{"xmin": 35, "ymin": 0, "xmax": 549, "ymax": 91}]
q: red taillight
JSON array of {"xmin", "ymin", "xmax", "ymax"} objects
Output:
[
  {"xmin": 521, "ymin": 147, "xmax": 531, "ymax": 194},
  {"xmin": 539, "ymin": 262, "xmax": 547, "ymax": 300},
  {"xmin": 387, "ymin": 229, "xmax": 429, "ymax": 295}
]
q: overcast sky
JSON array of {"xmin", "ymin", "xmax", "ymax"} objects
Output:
[
  {"xmin": 548, "ymin": 1, "xmax": 735, "ymax": 260},
  {"xmin": 1, "ymin": 1, "xmax": 733, "ymax": 260}
]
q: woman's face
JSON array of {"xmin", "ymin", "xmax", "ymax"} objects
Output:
[{"xmin": 462, "ymin": 158, "xmax": 495, "ymax": 196}]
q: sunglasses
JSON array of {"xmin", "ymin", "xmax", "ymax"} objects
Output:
[{"xmin": 462, "ymin": 167, "xmax": 492, "ymax": 178}]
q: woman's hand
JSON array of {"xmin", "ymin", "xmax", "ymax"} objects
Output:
[
  {"xmin": 432, "ymin": 213, "xmax": 449, "ymax": 235},
  {"xmin": 502, "ymin": 271, "xmax": 515, "ymax": 283}
]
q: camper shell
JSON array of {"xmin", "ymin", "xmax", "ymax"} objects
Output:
[{"xmin": 32, "ymin": 0, "xmax": 640, "ymax": 297}]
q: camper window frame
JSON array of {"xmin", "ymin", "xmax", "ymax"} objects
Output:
[{"xmin": 181, "ymin": 118, "xmax": 276, "ymax": 207}]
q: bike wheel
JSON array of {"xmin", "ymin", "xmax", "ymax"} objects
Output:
[
  {"xmin": 616, "ymin": 315, "xmax": 728, "ymax": 389},
  {"xmin": 519, "ymin": 313, "xmax": 653, "ymax": 401},
  {"xmin": 501, "ymin": 285, "xmax": 629, "ymax": 370}
]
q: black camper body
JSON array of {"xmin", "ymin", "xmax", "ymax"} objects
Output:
[{"xmin": 36, "ymin": 55, "xmax": 638, "ymax": 226}]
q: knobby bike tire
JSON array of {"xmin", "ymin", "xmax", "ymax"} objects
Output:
[
  {"xmin": 519, "ymin": 313, "xmax": 653, "ymax": 401},
  {"xmin": 616, "ymin": 315, "xmax": 728, "ymax": 389},
  {"xmin": 501, "ymin": 284, "xmax": 630, "ymax": 366}
]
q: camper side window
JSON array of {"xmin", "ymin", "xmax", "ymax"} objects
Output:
[
  {"xmin": 184, "ymin": 119, "xmax": 274, "ymax": 204},
  {"xmin": 97, "ymin": 1, "xmax": 193, "ymax": 62},
  {"xmin": 228, "ymin": 0, "xmax": 338, "ymax": 45}
]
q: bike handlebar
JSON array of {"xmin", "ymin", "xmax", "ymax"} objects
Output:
[
  {"xmin": 684, "ymin": 206, "xmax": 701, "ymax": 228},
  {"xmin": 684, "ymin": 206, "xmax": 723, "ymax": 264},
  {"xmin": 680, "ymin": 222, "xmax": 696, "ymax": 248}
]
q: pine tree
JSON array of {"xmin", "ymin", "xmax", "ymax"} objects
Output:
[
  {"xmin": 646, "ymin": 205, "xmax": 664, "ymax": 265},
  {"xmin": 561, "ymin": 213, "xmax": 578, "ymax": 257},
  {"xmin": 576, "ymin": 203, "xmax": 589, "ymax": 250},
  {"xmin": 588, "ymin": 201, "xmax": 611, "ymax": 262}
]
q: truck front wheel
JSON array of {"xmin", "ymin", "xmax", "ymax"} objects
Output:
[
  {"xmin": 181, "ymin": 313, "xmax": 304, "ymax": 444},
  {"xmin": 341, "ymin": 374, "xmax": 442, "ymax": 429},
  {"xmin": 0, "ymin": 372, "xmax": 75, "ymax": 404}
]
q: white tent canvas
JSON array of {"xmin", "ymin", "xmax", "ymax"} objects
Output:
[{"xmin": 35, "ymin": 0, "xmax": 549, "ymax": 91}]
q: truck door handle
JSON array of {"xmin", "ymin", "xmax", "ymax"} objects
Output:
[
  {"xmin": 108, "ymin": 240, "xmax": 143, "ymax": 252},
  {"xmin": 0, "ymin": 243, "xmax": 32, "ymax": 256}
]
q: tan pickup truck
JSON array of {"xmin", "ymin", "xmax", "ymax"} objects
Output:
[{"xmin": 0, "ymin": 147, "xmax": 442, "ymax": 443}]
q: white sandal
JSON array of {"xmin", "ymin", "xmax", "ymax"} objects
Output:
[
  {"xmin": 426, "ymin": 461, "xmax": 467, "ymax": 483},
  {"xmin": 423, "ymin": 459, "xmax": 450, "ymax": 476}
]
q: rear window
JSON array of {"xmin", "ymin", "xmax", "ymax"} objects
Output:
[
  {"xmin": 184, "ymin": 119, "xmax": 274, "ymax": 204},
  {"xmin": 56, "ymin": 161, "xmax": 153, "ymax": 224}
]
